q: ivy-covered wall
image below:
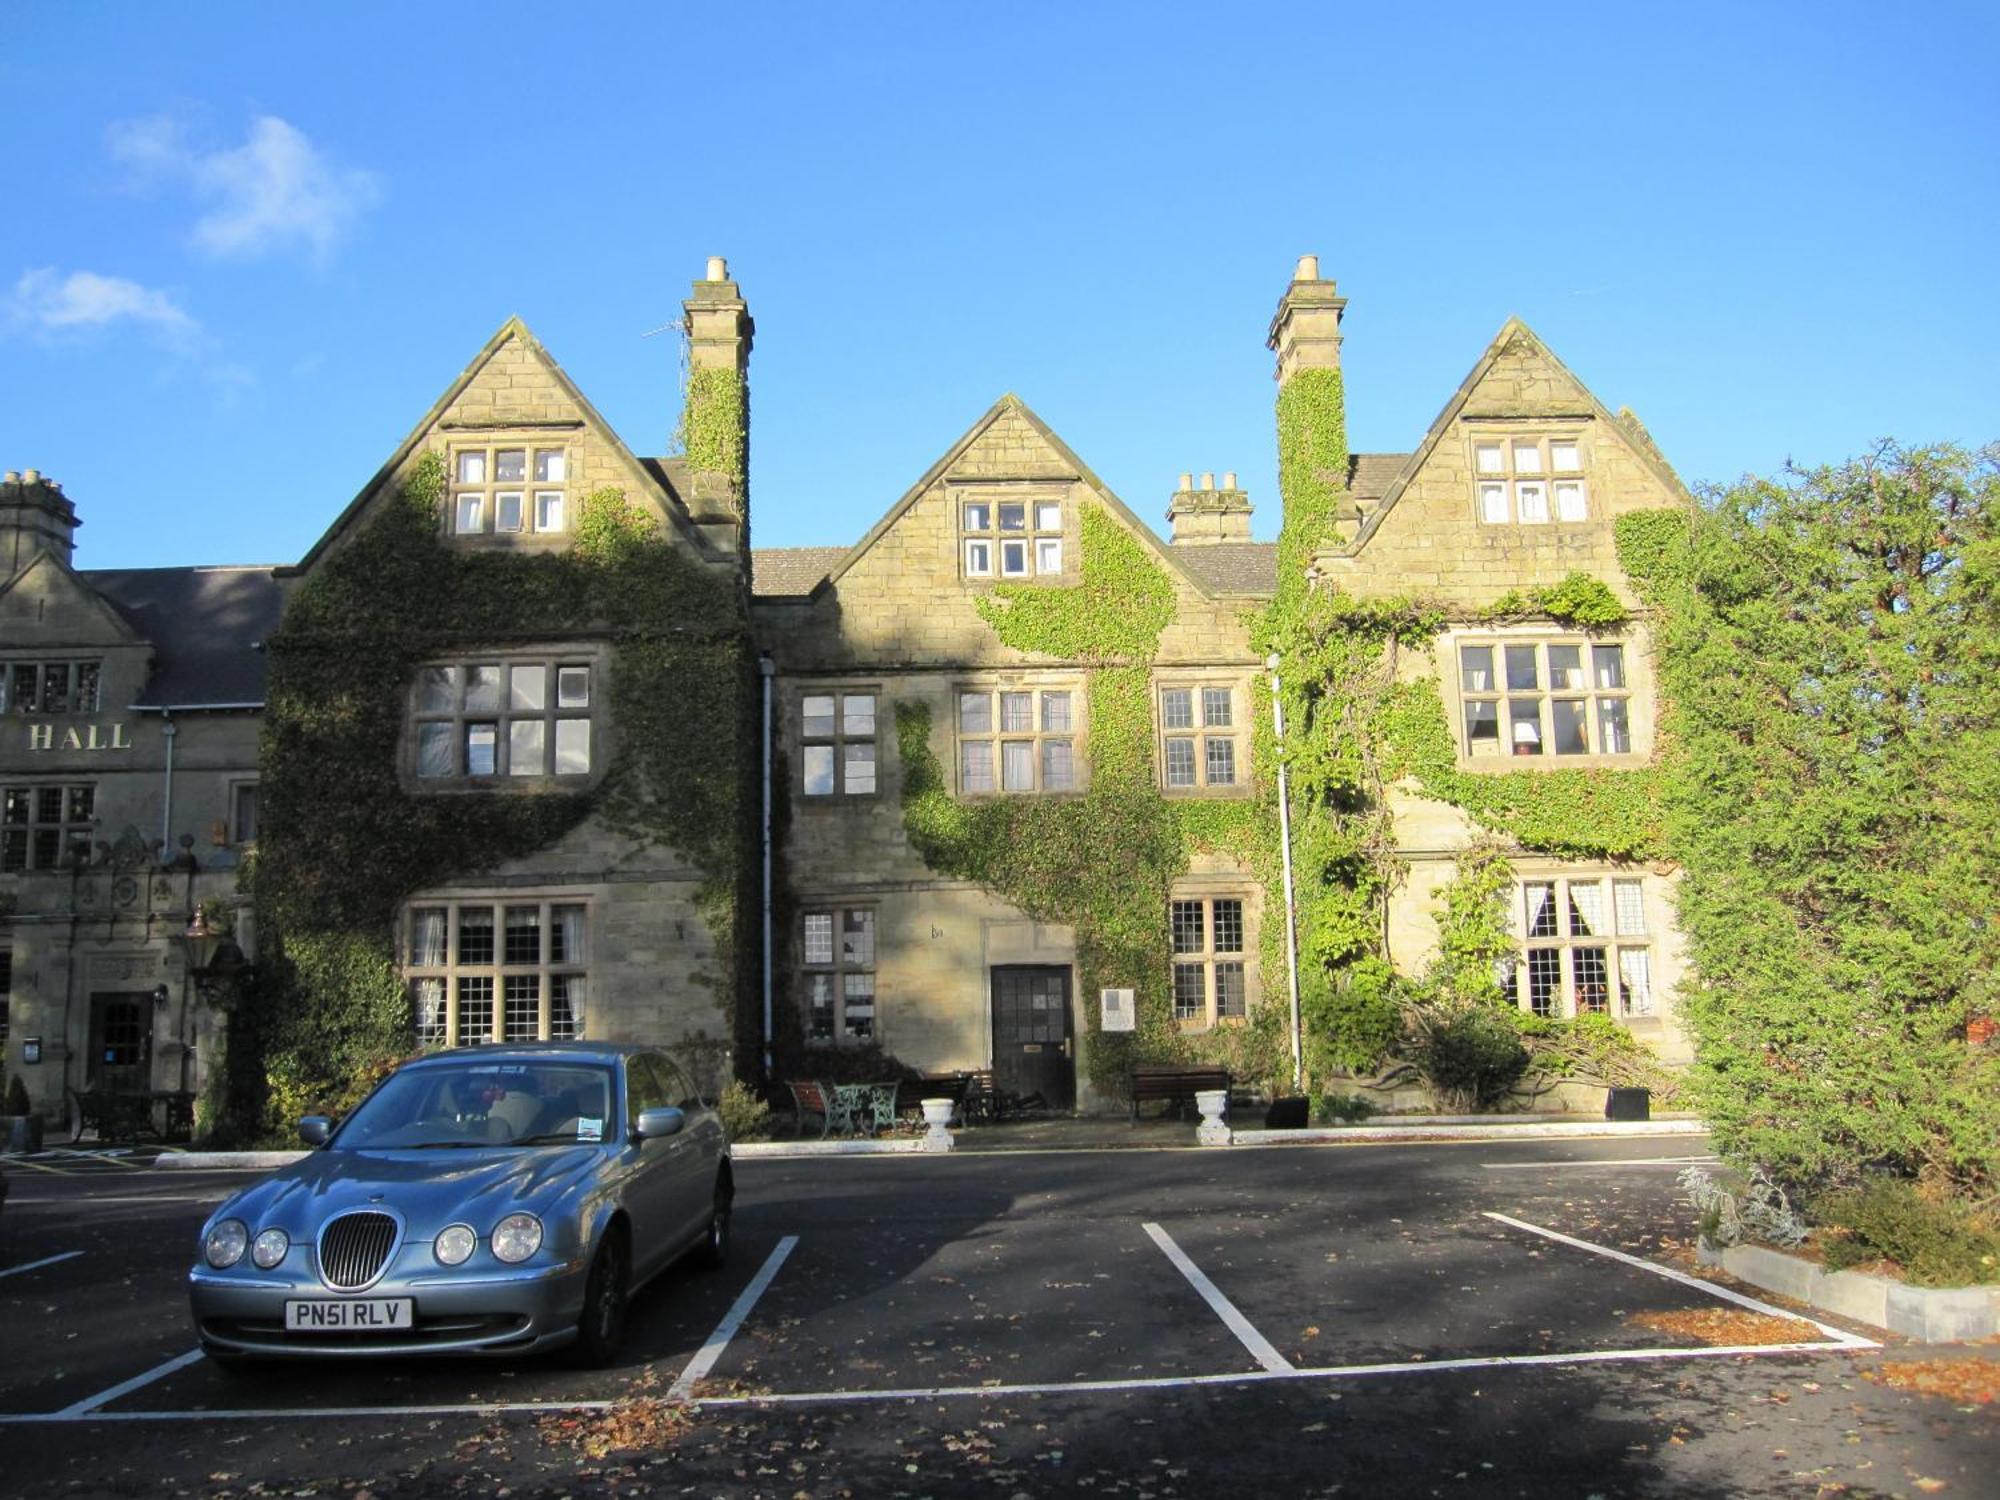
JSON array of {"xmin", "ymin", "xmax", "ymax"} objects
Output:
[{"xmin": 211, "ymin": 451, "xmax": 759, "ymax": 1142}]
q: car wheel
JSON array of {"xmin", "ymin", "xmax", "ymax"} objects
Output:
[
  {"xmin": 572, "ymin": 1227, "xmax": 630, "ymax": 1368},
  {"xmin": 693, "ymin": 1174, "xmax": 732, "ymax": 1270}
]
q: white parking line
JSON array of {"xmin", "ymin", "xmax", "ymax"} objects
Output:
[
  {"xmin": 53, "ymin": 1349, "xmax": 206, "ymax": 1418},
  {"xmin": 1483, "ymin": 1211, "xmax": 1878, "ymax": 1348},
  {"xmin": 668, "ymin": 1234, "xmax": 798, "ymax": 1400},
  {"xmin": 1142, "ymin": 1221, "xmax": 1294, "ymax": 1373},
  {"xmin": 1481, "ymin": 1156, "xmax": 1718, "ymax": 1170},
  {"xmin": 0, "ymin": 1250, "xmax": 84, "ymax": 1280},
  {"xmin": 0, "ymin": 1339, "xmax": 1865, "ymax": 1424}
]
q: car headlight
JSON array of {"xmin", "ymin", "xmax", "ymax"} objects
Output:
[
  {"xmin": 251, "ymin": 1228, "xmax": 290, "ymax": 1269},
  {"xmin": 434, "ymin": 1224, "xmax": 477, "ymax": 1267},
  {"xmin": 204, "ymin": 1218, "xmax": 248, "ymax": 1269},
  {"xmin": 490, "ymin": 1213, "xmax": 542, "ymax": 1264}
]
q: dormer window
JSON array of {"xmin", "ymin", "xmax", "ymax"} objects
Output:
[
  {"xmin": 450, "ymin": 444, "xmax": 568, "ymax": 537},
  {"xmin": 1472, "ymin": 436, "xmax": 1587, "ymax": 525},
  {"xmin": 961, "ymin": 494, "xmax": 1064, "ymax": 579}
]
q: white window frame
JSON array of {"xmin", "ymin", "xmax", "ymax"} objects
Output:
[
  {"xmin": 957, "ymin": 489, "xmax": 1067, "ymax": 580},
  {"xmin": 1455, "ymin": 635, "xmax": 1635, "ymax": 762},
  {"xmin": 1507, "ymin": 873, "xmax": 1654, "ymax": 1021},
  {"xmin": 448, "ymin": 441, "xmax": 570, "ymax": 538},
  {"xmin": 800, "ymin": 689, "xmax": 879, "ymax": 797},
  {"xmin": 802, "ymin": 906, "xmax": 876, "ymax": 1044},
  {"xmin": 405, "ymin": 897, "xmax": 590, "ymax": 1046},
  {"xmin": 1470, "ymin": 433, "xmax": 1588, "ymax": 526}
]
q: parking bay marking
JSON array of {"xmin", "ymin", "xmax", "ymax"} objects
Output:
[
  {"xmin": 0, "ymin": 1250, "xmax": 84, "ymax": 1281},
  {"xmin": 52, "ymin": 1349, "xmax": 207, "ymax": 1419},
  {"xmin": 1483, "ymin": 1210, "xmax": 1878, "ymax": 1348},
  {"xmin": 667, "ymin": 1233, "xmax": 798, "ymax": 1401},
  {"xmin": 1142, "ymin": 1221, "xmax": 1294, "ymax": 1373},
  {"xmin": 1480, "ymin": 1156, "xmax": 1718, "ymax": 1170}
]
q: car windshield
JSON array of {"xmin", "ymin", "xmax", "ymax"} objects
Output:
[{"xmin": 331, "ymin": 1061, "xmax": 617, "ymax": 1151}]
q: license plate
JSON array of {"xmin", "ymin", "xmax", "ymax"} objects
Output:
[{"xmin": 284, "ymin": 1298, "xmax": 414, "ymax": 1331}]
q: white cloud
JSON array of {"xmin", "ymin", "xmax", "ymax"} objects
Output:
[
  {"xmin": 8, "ymin": 267, "xmax": 199, "ymax": 341},
  {"xmin": 108, "ymin": 113, "xmax": 381, "ymax": 264}
]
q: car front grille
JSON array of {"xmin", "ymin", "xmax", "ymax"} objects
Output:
[{"xmin": 318, "ymin": 1211, "xmax": 399, "ymax": 1290}]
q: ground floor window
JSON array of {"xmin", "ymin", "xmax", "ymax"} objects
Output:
[
  {"xmin": 1, "ymin": 784, "xmax": 94, "ymax": 871},
  {"xmin": 1169, "ymin": 894, "xmax": 1249, "ymax": 1027},
  {"xmin": 1508, "ymin": 874, "xmax": 1654, "ymax": 1019},
  {"xmin": 802, "ymin": 906, "xmax": 875, "ymax": 1042},
  {"xmin": 405, "ymin": 898, "xmax": 588, "ymax": 1046}
]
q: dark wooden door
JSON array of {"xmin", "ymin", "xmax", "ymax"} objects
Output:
[
  {"xmin": 88, "ymin": 992, "xmax": 152, "ymax": 1091},
  {"xmin": 990, "ymin": 966, "xmax": 1074, "ymax": 1110}
]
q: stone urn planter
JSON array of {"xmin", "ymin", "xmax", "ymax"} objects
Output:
[
  {"xmin": 3, "ymin": 1111, "xmax": 43, "ymax": 1153},
  {"xmin": 920, "ymin": 1097, "xmax": 956, "ymax": 1152},
  {"xmin": 1193, "ymin": 1088, "xmax": 1231, "ymax": 1147}
]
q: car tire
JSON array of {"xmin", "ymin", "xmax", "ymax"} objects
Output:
[
  {"xmin": 572, "ymin": 1226, "xmax": 630, "ymax": 1368},
  {"xmin": 693, "ymin": 1174, "xmax": 732, "ymax": 1271}
]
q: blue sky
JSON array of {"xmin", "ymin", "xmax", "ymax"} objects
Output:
[{"xmin": 3, "ymin": 2, "xmax": 1995, "ymax": 569}]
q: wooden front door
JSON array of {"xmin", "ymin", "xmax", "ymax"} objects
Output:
[
  {"xmin": 990, "ymin": 966, "xmax": 1074, "ymax": 1111},
  {"xmin": 87, "ymin": 992, "xmax": 153, "ymax": 1091}
]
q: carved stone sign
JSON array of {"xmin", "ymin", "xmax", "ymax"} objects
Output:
[{"xmin": 28, "ymin": 722, "xmax": 132, "ymax": 751}]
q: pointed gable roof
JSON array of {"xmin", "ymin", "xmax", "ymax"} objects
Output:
[
  {"xmin": 0, "ymin": 549, "xmax": 148, "ymax": 646},
  {"xmin": 284, "ymin": 317, "xmax": 710, "ymax": 575},
  {"xmin": 1345, "ymin": 318, "xmax": 1690, "ymax": 554},
  {"xmin": 822, "ymin": 393, "xmax": 1219, "ymax": 598}
]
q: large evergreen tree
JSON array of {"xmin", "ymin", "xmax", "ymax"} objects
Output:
[{"xmin": 1621, "ymin": 442, "xmax": 1999, "ymax": 1203}]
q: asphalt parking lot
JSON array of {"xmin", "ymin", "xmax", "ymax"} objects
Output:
[{"xmin": 1, "ymin": 1137, "xmax": 1992, "ymax": 1498}]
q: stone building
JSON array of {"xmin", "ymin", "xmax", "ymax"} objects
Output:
[{"xmin": 0, "ymin": 255, "xmax": 1694, "ymax": 1128}]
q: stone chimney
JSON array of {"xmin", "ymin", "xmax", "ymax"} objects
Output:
[
  {"xmin": 1165, "ymin": 470, "xmax": 1253, "ymax": 546},
  {"xmin": 680, "ymin": 256, "xmax": 755, "ymax": 550},
  {"xmin": 1267, "ymin": 254, "xmax": 1347, "ymax": 384},
  {"xmin": 0, "ymin": 469, "xmax": 81, "ymax": 576}
]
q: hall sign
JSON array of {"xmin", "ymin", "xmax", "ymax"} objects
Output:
[{"xmin": 27, "ymin": 722, "xmax": 133, "ymax": 751}]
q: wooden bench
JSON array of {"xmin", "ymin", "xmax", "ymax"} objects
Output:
[
  {"xmin": 1128, "ymin": 1064, "xmax": 1230, "ymax": 1121},
  {"xmin": 910, "ymin": 1069, "xmax": 1001, "ymax": 1124},
  {"xmin": 68, "ymin": 1089, "xmax": 195, "ymax": 1143},
  {"xmin": 783, "ymin": 1080, "xmax": 843, "ymax": 1139}
]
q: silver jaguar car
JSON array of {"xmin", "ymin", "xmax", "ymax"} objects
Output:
[{"xmin": 188, "ymin": 1042, "xmax": 732, "ymax": 1366}]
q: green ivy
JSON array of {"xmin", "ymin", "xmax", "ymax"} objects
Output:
[
  {"xmin": 681, "ymin": 365, "xmax": 748, "ymax": 510},
  {"xmin": 896, "ymin": 501, "xmax": 1270, "ymax": 1096},
  {"xmin": 211, "ymin": 451, "xmax": 757, "ymax": 1143},
  {"xmin": 1478, "ymin": 571, "xmax": 1629, "ymax": 629}
]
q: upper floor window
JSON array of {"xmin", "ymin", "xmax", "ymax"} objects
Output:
[
  {"xmin": 960, "ymin": 494, "xmax": 1064, "ymax": 579},
  {"xmin": 1, "ymin": 783, "xmax": 94, "ymax": 871},
  {"xmin": 406, "ymin": 898, "xmax": 588, "ymax": 1047},
  {"xmin": 450, "ymin": 444, "xmax": 569, "ymax": 537},
  {"xmin": 413, "ymin": 657, "xmax": 593, "ymax": 781},
  {"xmin": 957, "ymin": 687, "xmax": 1077, "ymax": 794},
  {"xmin": 1171, "ymin": 894, "xmax": 1250, "ymax": 1027},
  {"xmin": 1160, "ymin": 683, "xmax": 1240, "ymax": 789},
  {"xmin": 802, "ymin": 906, "xmax": 875, "ymax": 1043},
  {"xmin": 801, "ymin": 692, "xmax": 877, "ymax": 796},
  {"xmin": 1458, "ymin": 638, "xmax": 1632, "ymax": 760},
  {"xmin": 3, "ymin": 660, "xmax": 101, "ymax": 715},
  {"xmin": 1506, "ymin": 874, "xmax": 1654, "ymax": 1021},
  {"xmin": 1472, "ymin": 436, "xmax": 1587, "ymax": 525}
]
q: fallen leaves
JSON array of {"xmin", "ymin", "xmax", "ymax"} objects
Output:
[
  {"xmin": 1861, "ymin": 1358, "xmax": 2000, "ymax": 1406},
  {"xmin": 1626, "ymin": 1307, "xmax": 1815, "ymax": 1346},
  {"xmin": 537, "ymin": 1398, "xmax": 694, "ymax": 1460}
]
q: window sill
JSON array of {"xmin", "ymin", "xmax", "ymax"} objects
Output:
[
  {"xmin": 1160, "ymin": 784, "xmax": 1255, "ymax": 799},
  {"xmin": 1455, "ymin": 751, "xmax": 1649, "ymax": 774}
]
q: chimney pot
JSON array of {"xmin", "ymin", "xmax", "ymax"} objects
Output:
[
  {"xmin": 705, "ymin": 256, "xmax": 728, "ymax": 282},
  {"xmin": 1223, "ymin": 471, "xmax": 1238, "ymax": 490},
  {"xmin": 22, "ymin": 468, "xmax": 39, "ymax": 484},
  {"xmin": 1177, "ymin": 472, "xmax": 1193, "ymax": 492},
  {"xmin": 1295, "ymin": 254, "xmax": 1320, "ymax": 282},
  {"xmin": 1200, "ymin": 472, "xmax": 1215, "ymax": 491}
]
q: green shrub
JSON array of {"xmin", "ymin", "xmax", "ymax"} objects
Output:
[
  {"xmin": 1315, "ymin": 1092, "xmax": 1376, "ymax": 1123},
  {"xmin": 1406, "ymin": 1008, "xmax": 1529, "ymax": 1113},
  {"xmin": 716, "ymin": 1080, "xmax": 771, "ymax": 1142},
  {"xmin": 1813, "ymin": 1177, "xmax": 2000, "ymax": 1288},
  {"xmin": 4, "ymin": 1074, "xmax": 29, "ymax": 1116}
]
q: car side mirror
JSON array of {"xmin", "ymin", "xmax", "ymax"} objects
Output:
[
  {"xmin": 298, "ymin": 1116, "xmax": 331, "ymax": 1147},
  {"xmin": 634, "ymin": 1106, "xmax": 685, "ymax": 1141}
]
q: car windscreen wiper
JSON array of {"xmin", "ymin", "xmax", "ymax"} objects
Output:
[
  {"xmin": 508, "ymin": 1133, "xmax": 596, "ymax": 1146},
  {"xmin": 402, "ymin": 1139, "xmax": 496, "ymax": 1149}
]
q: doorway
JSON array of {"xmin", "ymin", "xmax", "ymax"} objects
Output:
[
  {"xmin": 989, "ymin": 965, "xmax": 1074, "ymax": 1111},
  {"xmin": 87, "ymin": 992, "xmax": 153, "ymax": 1091}
]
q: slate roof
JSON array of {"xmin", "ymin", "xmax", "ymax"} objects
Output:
[
  {"xmin": 1171, "ymin": 543, "xmax": 1278, "ymax": 596},
  {"xmin": 84, "ymin": 565, "xmax": 292, "ymax": 707},
  {"xmin": 1350, "ymin": 452, "xmax": 1410, "ymax": 507},
  {"xmin": 751, "ymin": 547, "xmax": 847, "ymax": 598}
]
